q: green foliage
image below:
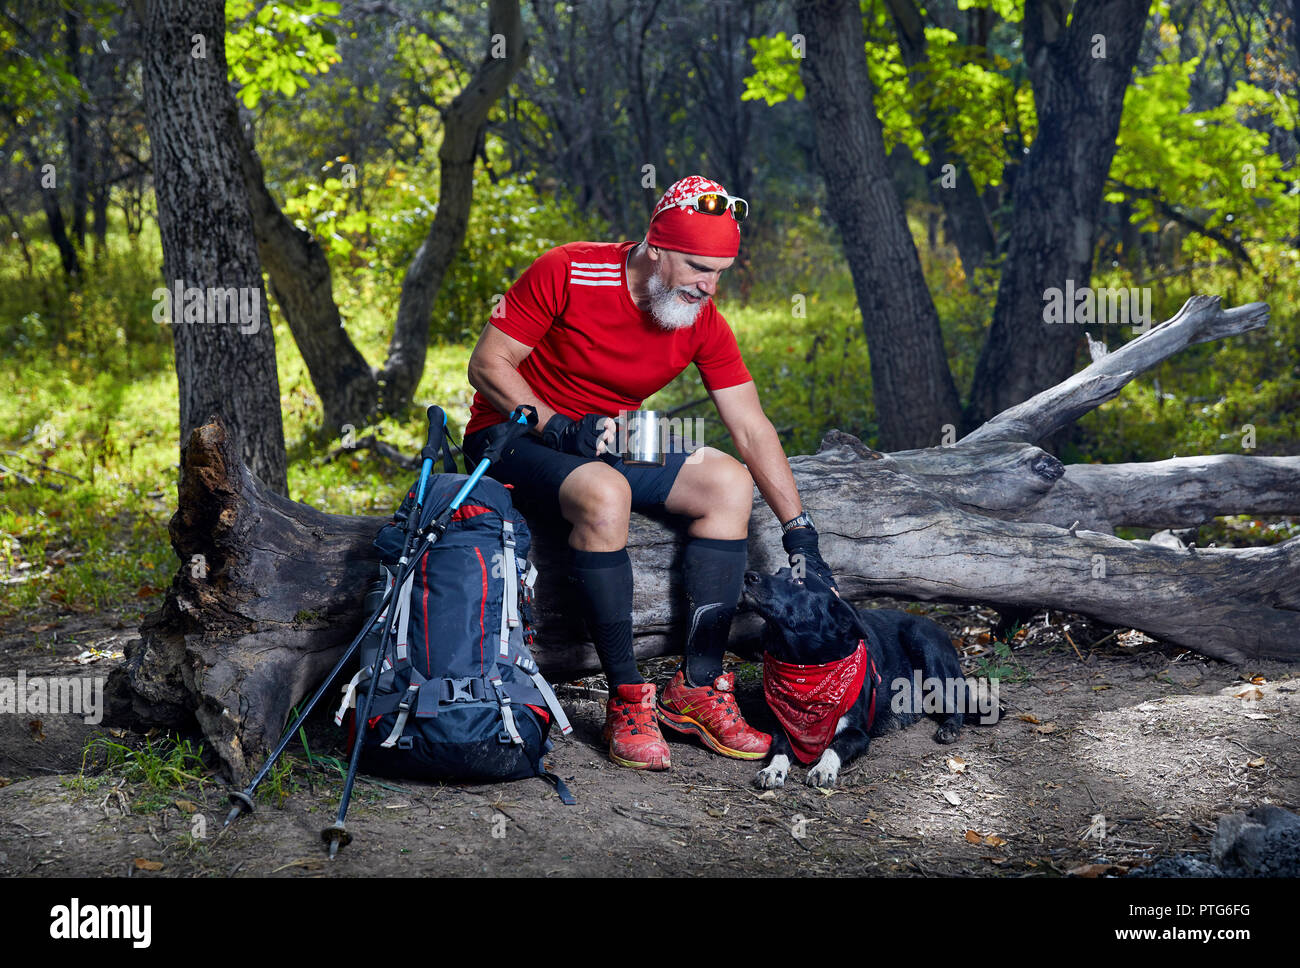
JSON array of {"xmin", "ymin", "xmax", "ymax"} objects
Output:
[
  {"xmin": 744, "ymin": 8, "xmax": 1030, "ymax": 188},
  {"xmin": 0, "ymin": 219, "xmax": 176, "ymax": 620},
  {"xmin": 742, "ymin": 33, "xmax": 804, "ymax": 106},
  {"xmin": 1108, "ymin": 55, "xmax": 1299, "ymax": 265},
  {"xmin": 226, "ymin": 0, "xmax": 342, "ymax": 107}
]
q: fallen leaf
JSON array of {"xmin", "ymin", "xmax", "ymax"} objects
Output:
[
  {"xmin": 133, "ymin": 858, "xmax": 164, "ymax": 871},
  {"xmin": 986, "ymin": 856, "xmax": 1010, "ymax": 864},
  {"xmin": 1018, "ymin": 714, "xmax": 1041, "ymax": 724},
  {"xmin": 984, "ymin": 834, "xmax": 1007, "ymax": 847},
  {"xmin": 1033, "ymin": 723, "xmax": 1058, "ymax": 734},
  {"xmin": 1043, "ymin": 781, "xmax": 1061, "ymax": 790},
  {"xmin": 1235, "ymin": 687, "xmax": 1263, "ymax": 701},
  {"xmin": 1251, "ymin": 676, "xmax": 1267, "ymax": 685},
  {"xmin": 174, "ymin": 800, "xmax": 199, "ymax": 814},
  {"xmin": 1069, "ymin": 863, "xmax": 1115, "ymax": 878},
  {"xmin": 946, "ymin": 756, "xmax": 967, "ymax": 773},
  {"xmin": 26, "ymin": 623, "xmax": 56, "ymax": 633},
  {"xmin": 1091, "ymin": 685, "xmax": 1111, "ymax": 692},
  {"xmin": 964, "ymin": 829, "xmax": 983, "ymax": 844},
  {"xmin": 28, "ymin": 720, "xmax": 44, "ymax": 741},
  {"xmin": 705, "ymin": 807, "xmax": 725, "ymax": 819},
  {"xmin": 1247, "ymin": 756, "xmax": 1266, "ymax": 768},
  {"xmin": 136, "ymin": 585, "xmax": 161, "ymax": 598},
  {"xmin": 0, "ymin": 777, "xmax": 11, "ymax": 788},
  {"xmin": 943, "ymin": 791, "xmax": 961, "ymax": 806}
]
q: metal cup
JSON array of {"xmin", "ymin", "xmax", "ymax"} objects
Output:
[{"xmin": 618, "ymin": 409, "xmax": 666, "ymax": 465}]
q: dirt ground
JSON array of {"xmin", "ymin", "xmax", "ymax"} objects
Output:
[{"xmin": 1, "ymin": 598, "xmax": 1297, "ymax": 878}]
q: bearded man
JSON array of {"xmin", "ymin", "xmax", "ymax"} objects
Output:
[{"xmin": 462, "ymin": 175, "xmax": 838, "ymax": 770}]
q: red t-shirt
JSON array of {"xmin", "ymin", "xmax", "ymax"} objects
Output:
[{"xmin": 464, "ymin": 240, "xmax": 752, "ymax": 436}]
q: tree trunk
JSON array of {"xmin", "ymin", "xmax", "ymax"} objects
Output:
[
  {"xmin": 236, "ymin": 113, "xmax": 380, "ymax": 433},
  {"xmin": 966, "ymin": 0, "xmax": 1153, "ymax": 428},
  {"xmin": 794, "ymin": 0, "xmax": 963, "ymax": 449},
  {"xmin": 235, "ymin": 0, "xmax": 528, "ymax": 427},
  {"xmin": 137, "ymin": 0, "xmax": 288, "ymax": 494},
  {"xmin": 379, "ymin": 0, "xmax": 530, "ymax": 412},
  {"xmin": 884, "ymin": 0, "xmax": 997, "ymax": 282},
  {"xmin": 109, "ymin": 294, "xmax": 1297, "ymax": 782},
  {"xmin": 39, "ymin": 177, "xmax": 80, "ymax": 279}
]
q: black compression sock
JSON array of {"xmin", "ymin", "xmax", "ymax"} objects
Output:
[
  {"xmin": 569, "ymin": 547, "xmax": 642, "ymax": 689},
  {"xmin": 681, "ymin": 536, "xmax": 748, "ymax": 687}
]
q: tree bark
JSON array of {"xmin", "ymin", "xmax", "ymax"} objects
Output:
[
  {"xmin": 966, "ymin": 0, "xmax": 1153, "ymax": 428},
  {"xmin": 137, "ymin": 0, "xmax": 288, "ymax": 494},
  {"xmin": 110, "ymin": 294, "xmax": 1297, "ymax": 782},
  {"xmin": 235, "ymin": 114, "xmax": 380, "ymax": 432},
  {"xmin": 235, "ymin": 0, "xmax": 528, "ymax": 427},
  {"xmin": 794, "ymin": 0, "xmax": 963, "ymax": 449},
  {"xmin": 884, "ymin": 0, "xmax": 997, "ymax": 282},
  {"xmin": 378, "ymin": 0, "xmax": 529, "ymax": 412}
]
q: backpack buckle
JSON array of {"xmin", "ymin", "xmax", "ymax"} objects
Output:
[{"xmin": 447, "ymin": 677, "xmax": 477, "ymax": 703}]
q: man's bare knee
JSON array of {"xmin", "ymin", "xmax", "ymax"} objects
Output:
[{"xmin": 559, "ymin": 463, "xmax": 631, "ymax": 547}]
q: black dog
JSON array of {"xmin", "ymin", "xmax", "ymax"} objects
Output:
[{"xmin": 741, "ymin": 567, "xmax": 998, "ymax": 789}]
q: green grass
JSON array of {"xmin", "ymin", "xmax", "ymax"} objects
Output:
[{"xmin": 69, "ymin": 732, "xmax": 209, "ymax": 812}]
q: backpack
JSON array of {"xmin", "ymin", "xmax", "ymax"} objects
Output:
[{"xmin": 333, "ymin": 467, "xmax": 575, "ymax": 803}]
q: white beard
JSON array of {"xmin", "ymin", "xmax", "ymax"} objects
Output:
[{"xmin": 646, "ymin": 264, "xmax": 707, "ymax": 330}]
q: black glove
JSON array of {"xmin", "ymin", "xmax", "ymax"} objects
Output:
[
  {"xmin": 541, "ymin": 412, "xmax": 614, "ymax": 458},
  {"xmin": 782, "ymin": 526, "xmax": 838, "ymax": 592}
]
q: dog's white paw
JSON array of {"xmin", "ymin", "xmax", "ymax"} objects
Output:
[
  {"xmin": 806, "ymin": 749, "xmax": 841, "ymax": 788},
  {"xmin": 756, "ymin": 754, "xmax": 790, "ymax": 789}
]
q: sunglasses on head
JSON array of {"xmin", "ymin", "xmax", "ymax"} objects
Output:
[{"xmin": 676, "ymin": 191, "xmax": 749, "ymax": 223}]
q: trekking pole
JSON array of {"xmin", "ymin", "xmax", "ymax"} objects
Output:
[
  {"xmin": 222, "ymin": 578, "xmax": 396, "ymax": 827},
  {"xmin": 321, "ymin": 404, "xmax": 537, "ymax": 858},
  {"xmin": 224, "ymin": 405, "xmax": 451, "ymax": 829}
]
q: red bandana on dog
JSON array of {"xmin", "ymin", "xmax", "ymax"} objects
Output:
[{"xmin": 763, "ymin": 640, "xmax": 880, "ymax": 764}]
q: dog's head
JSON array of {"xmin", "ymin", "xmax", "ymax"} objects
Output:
[{"xmin": 742, "ymin": 567, "xmax": 861, "ymax": 665}]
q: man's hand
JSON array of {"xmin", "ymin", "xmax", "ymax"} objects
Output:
[
  {"xmin": 782, "ymin": 526, "xmax": 839, "ymax": 594},
  {"xmin": 542, "ymin": 413, "xmax": 617, "ymax": 458}
]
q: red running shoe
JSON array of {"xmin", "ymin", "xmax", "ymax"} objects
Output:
[
  {"xmin": 657, "ymin": 670, "xmax": 771, "ymax": 760},
  {"xmin": 603, "ymin": 682, "xmax": 671, "ymax": 770}
]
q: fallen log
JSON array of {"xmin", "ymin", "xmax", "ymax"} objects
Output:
[{"xmin": 110, "ymin": 296, "xmax": 1299, "ymax": 782}]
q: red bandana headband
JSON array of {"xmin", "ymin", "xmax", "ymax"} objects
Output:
[
  {"xmin": 645, "ymin": 175, "xmax": 741, "ymax": 258},
  {"xmin": 763, "ymin": 640, "xmax": 881, "ymax": 764}
]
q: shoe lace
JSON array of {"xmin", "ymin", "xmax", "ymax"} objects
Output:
[
  {"xmin": 704, "ymin": 687, "xmax": 741, "ymax": 726},
  {"xmin": 613, "ymin": 697, "xmax": 658, "ymax": 736}
]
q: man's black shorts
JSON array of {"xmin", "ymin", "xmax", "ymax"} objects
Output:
[{"xmin": 462, "ymin": 424, "xmax": 693, "ymax": 520}]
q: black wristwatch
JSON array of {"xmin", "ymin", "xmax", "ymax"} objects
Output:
[{"xmin": 781, "ymin": 512, "xmax": 814, "ymax": 534}]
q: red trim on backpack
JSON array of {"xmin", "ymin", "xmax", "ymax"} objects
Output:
[
  {"xmin": 525, "ymin": 703, "xmax": 549, "ymax": 725},
  {"xmin": 474, "ymin": 547, "xmax": 488, "ymax": 674},
  {"xmin": 421, "ymin": 546, "xmax": 432, "ymax": 677},
  {"xmin": 451, "ymin": 504, "xmax": 493, "ymax": 521}
]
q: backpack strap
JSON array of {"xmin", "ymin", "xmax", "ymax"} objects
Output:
[
  {"xmin": 489, "ymin": 676, "xmax": 523, "ymax": 745},
  {"xmin": 498, "ymin": 521, "xmax": 520, "ymax": 658},
  {"xmin": 514, "ymin": 655, "xmax": 573, "ymax": 737},
  {"xmin": 394, "ymin": 568, "xmax": 414, "ymax": 665},
  {"xmin": 334, "ymin": 666, "xmax": 370, "ymax": 725},
  {"xmin": 379, "ymin": 669, "xmax": 428, "ymax": 749}
]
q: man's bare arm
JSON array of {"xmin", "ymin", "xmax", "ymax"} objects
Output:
[
  {"xmin": 466, "ymin": 323, "xmax": 614, "ymax": 452},
  {"xmin": 466, "ymin": 323, "xmax": 558, "ymax": 437},
  {"xmin": 708, "ymin": 381, "xmax": 803, "ymax": 524}
]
